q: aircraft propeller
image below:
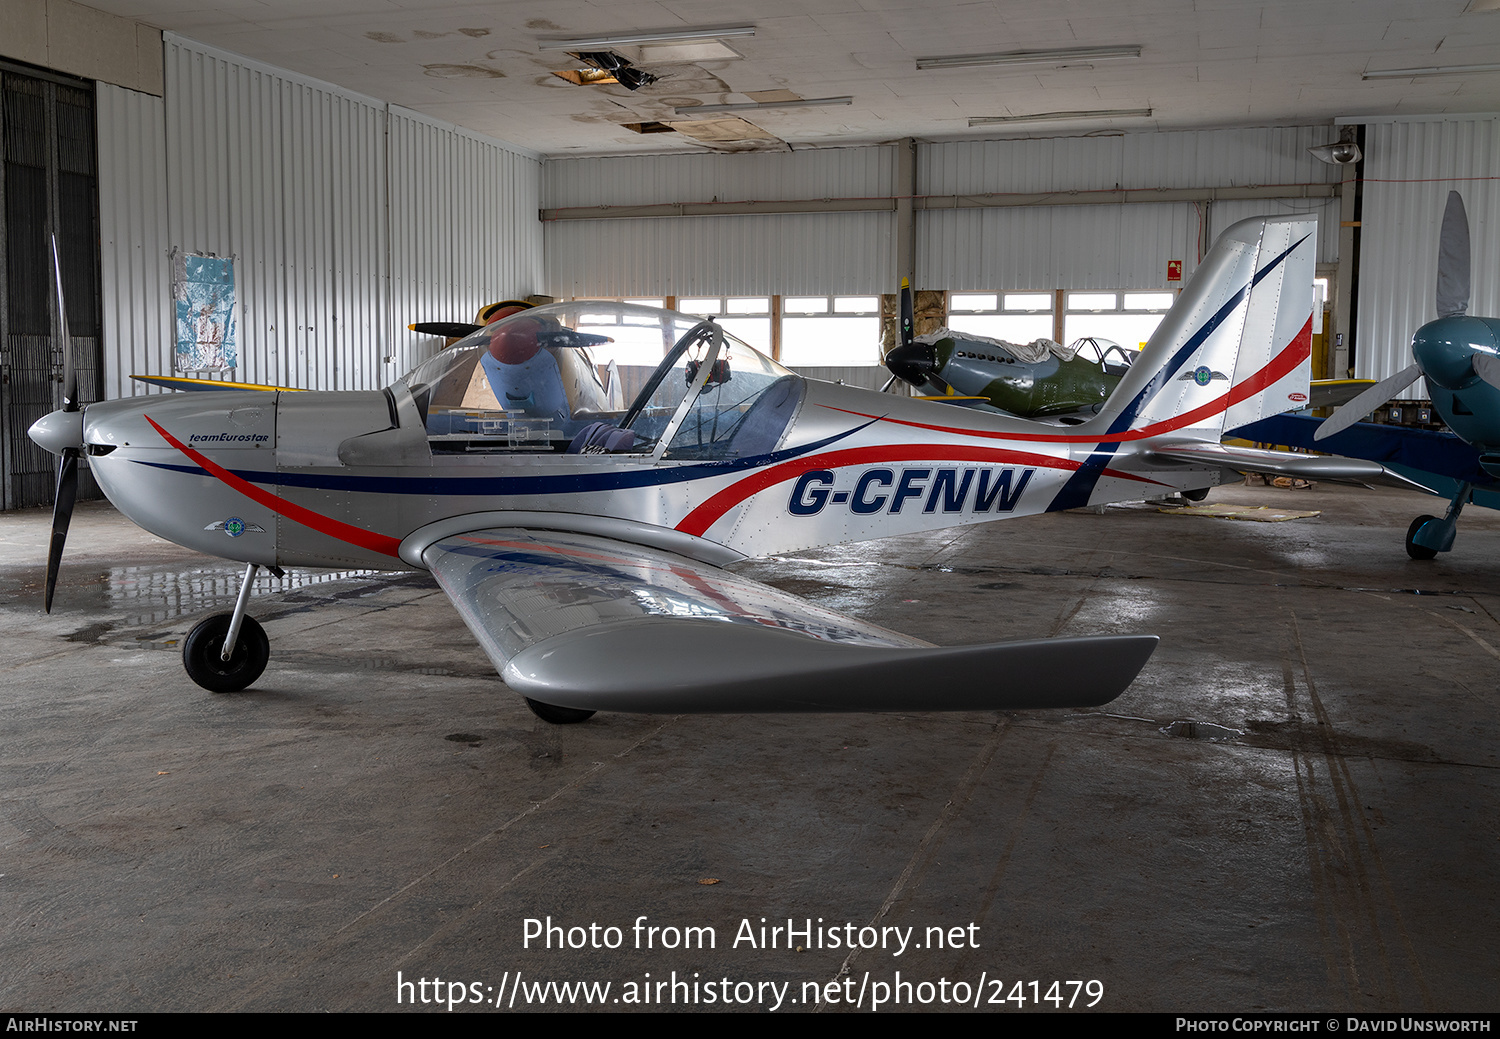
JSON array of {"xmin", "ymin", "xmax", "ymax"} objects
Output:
[
  {"xmin": 44, "ymin": 238, "xmax": 78, "ymax": 612},
  {"xmin": 883, "ymin": 278, "xmax": 959, "ymax": 395},
  {"xmin": 1317, "ymin": 191, "xmax": 1497, "ymax": 442}
]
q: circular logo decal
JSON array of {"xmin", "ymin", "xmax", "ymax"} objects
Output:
[
  {"xmin": 1288, "ymin": 392, "xmax": 1308, "ymax": 403},
  {"xmin": 224, "ymin": 517, "xmax": 246, "ymax": 537},
  {"xmin": 1193, "ymin": 365, "xmax": 1213, "ymax": 386}
]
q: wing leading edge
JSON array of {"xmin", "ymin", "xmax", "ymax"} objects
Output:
[{"xmin": 422, "ymin": 527, "xmax": 1157, "ymax": 714}]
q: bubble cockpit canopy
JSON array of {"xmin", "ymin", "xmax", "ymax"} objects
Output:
[{"xmin": 399, "ymin": 301, "xmax": 801, "ymax": 460}]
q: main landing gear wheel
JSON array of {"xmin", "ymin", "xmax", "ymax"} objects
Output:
[
  {"xmin": 1406, "ymin": 515, "xmax": 1439, "ymax": 561},
  {"xmin": 524, "ymin": 698, "xmax": 596, "ymax": 724},
  {"xmin": 1182, "ymin": 487, "xmax": 1211, "ymax": 502},
  {"xmin": 183, "ymin": 613, "xmax": 270, "ymax": 692}
]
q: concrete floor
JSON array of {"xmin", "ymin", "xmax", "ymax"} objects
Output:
[{"xmin": 1, "ymin": 482, "xmax": 1497, "ymax": 1013}]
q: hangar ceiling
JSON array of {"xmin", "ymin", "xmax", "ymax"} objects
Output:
[{"xmin": 73, "ymin": 0, "xmax": 1500, "ymax": 155}]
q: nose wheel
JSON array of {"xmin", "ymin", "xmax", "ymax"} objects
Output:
[
  {"xmin": 183, "ymin": 613, "xmax": 270, "ymax": 692},
  {"xmin": 182, "ymin": 561, "xmax": 278, "ymax": 692}
]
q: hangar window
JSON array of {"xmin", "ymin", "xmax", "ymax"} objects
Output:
[
  {"xmin": 946, "ymin": 292, "xmax": 1055, "ymax": 344},
  {"xmin": 1064, "ymin": 290, "xmax": 1175, "ymax": 351},
  {"xmin": 780, "ymin": 295, "xmax": 880, "ymax": 366},
  {"xmin": 676, "ymin": 296, "xmax": 772, "ymax": 354}
]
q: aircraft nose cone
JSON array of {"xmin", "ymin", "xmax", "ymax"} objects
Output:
[
  {"xmin": 28, "ymin": 408, "xmax": 84, "ymax": 456},
  {"xmin": 885, "ymin": 341, "xmax": 936, "ymax": 384},
  {"xmin": 1413, "ymin": 316, "xmax": 1499, "ymax": 391}
]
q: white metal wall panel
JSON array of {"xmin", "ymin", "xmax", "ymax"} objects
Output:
[
  {"xmin": 164, "ymin": 38, "xmax": 389, "ymax": 391},
  {"xmin": 921, "ymin": 126, "xmax": 1342, "ymax": 196},
  {"xmin": 546, "ymin": 128, "xmax": 1341, "ymax": 299},
  {"xmin": 156, "ymin": 35, "xmax": 541, "ymax": 393},
  {"xmin": 96, "ymin": 83, "xmax": 170, "ymax": 399},
  {"xmin": 387, "ymin": 107, "xmax": 544, "ymax": 378},
  {"xmin": 919, "ymin": 202, "xmax": 1197, "ymax": 291},
  {"xmin": 1208, "ymin": 197, "xmax": 1339, "ymax": 267},
  {"xmin": 545, "ymin": 145, "xmax": 895, "ymax": 208},
  {"xmin": 1355, "ymin": 117, "xmax": 1500, "ymax": 391},
  {"xmin": 545, "ymin": 212, "xmax": 894, "ymax": 297}
]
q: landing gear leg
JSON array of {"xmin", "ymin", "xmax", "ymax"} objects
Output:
[
  {"xmin": 1407, "ymin": 482, "xmax": 1470, "ymax": 560},
  {"xmin": 182, "ymin": 561, "xmax": 278, "ymax": 692}
]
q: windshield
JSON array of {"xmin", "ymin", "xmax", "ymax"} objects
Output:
[{"xmin": 399, "ymin": 301, "xmax": 798, "ymax": 458}]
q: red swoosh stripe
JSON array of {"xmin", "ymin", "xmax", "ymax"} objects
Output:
[
  {"xmin": 146, "ymin": 415, "xmax": 403, "ymax": 558},
  {"xmin": 675, "ymin": 444, "xmax": 1161, "ymax": 539}
]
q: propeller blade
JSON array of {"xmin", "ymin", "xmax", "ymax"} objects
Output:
[
  {"xmin": 1314, "ymin": 363, "xmax": 1421, "ymax": 441},
  {"xmin": 899, "ymin": 277, "xmax": 914, "ymax": 351},
  {"xmin": 51, "ymin": 236, "xmax": 76, "ymax": 411},
  {"xmin": 44, "ymin": 448, "xmax": 78, "ymax": 613},
  {"xmin": 1473, "ymin": 352, "xmax": 1500, "ymax": 392},
  {"xmin": 1436, "ymin": 190, "xmax": 1471, "ymax": 318},
  {"xmin": 879, "ymin": 373, "xmax": 898, "ymax": 393}
]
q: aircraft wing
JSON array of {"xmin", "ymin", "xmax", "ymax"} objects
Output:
[
  {"xmin": 1309, "ymin": 379, "xmax": 1376, "ymax": 409},
  {"xmin": 130, "ymin": 374, "xmax": 305, "ymax": 392},
  {"xmin": 419, "ymin": 527, "xmax": 1158, "ymax": 714},
  {"xmin": 1147, "ymin": 441, "xmax": 1434, "ymax": 492}
]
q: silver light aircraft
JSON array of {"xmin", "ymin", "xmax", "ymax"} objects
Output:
[{"xmin": 30, "ymin": 215, "xmax": 1317, "ymax": 723}]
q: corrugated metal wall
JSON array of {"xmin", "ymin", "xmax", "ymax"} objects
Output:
[
  {"xmin": 544, "ymin": 146, "xmax": 896, "ymax": 297},
  {"xmin": 547, "ymin": 126, "xmax": 1342, "ymax": 297},
  {"xmin": 97, "ymin": 83, "xmax": 171, "ymax": 399},
  {"xmin": 921, "ymin": 127, "xmax": 1341, "ymax": 289},
  {"xmin": 919, "ymin": 203, "xmax": 1197, "ymax": 291},
  {"xmin": 546, "ymin": 212, "xmax": 894, "ymax": 297},
  {"xmin": 387, "ymin": 107, "xmax": 544, "ymax": 378},
  {"xmin": 921, "ymin": 126, "xmax": 1341, "ymax": 195},
  {"xmin": 1355, "ymin": 116, "xmax": 1500, "ymax": 391},
  {"xmin": 546, "ymin": 147, "xmax": 896, "ymax": 208},
  {"xmin": 96, "ymin": 35, "xmax": 542, "ymax": 396}
]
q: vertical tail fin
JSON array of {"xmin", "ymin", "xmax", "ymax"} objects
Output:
[{"xmin": 1087, "ymin": 215, "xmax": 1316, "ymax": 442}]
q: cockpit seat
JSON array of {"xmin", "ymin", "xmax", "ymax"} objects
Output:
[
  {"xmin": 566, "ymin": 421, "xmax": 638, "ymax": 454},
  {"xmin": 723, "ymin": 375, "xmax": 803, "ymax": 458}
]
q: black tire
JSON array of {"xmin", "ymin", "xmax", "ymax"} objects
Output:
[
  {"xmin": 183, "ymin": 613, "xmax": 269, "ymax": 693},
  {"xmin": 1183, "ymin": 487, "xmax": 1211, "ymax": 502},
  {"xmin": 1406, "ymin": 515, "xmax": 1439, "ymax": 560},
  {"xmin": 524, "ymin": 698, "xmax": 596, "ymax": 724}
]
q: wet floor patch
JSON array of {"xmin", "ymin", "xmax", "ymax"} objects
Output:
[
  {"xmin": 103, "ymin": 565, "xmax": 385, "ymax": 625},
  {"xmin": 1161, "ymin": 719, "xmax": 1244, "ymax": 741}
]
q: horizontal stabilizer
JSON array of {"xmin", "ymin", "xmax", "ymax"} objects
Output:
[
  {"xmin": 1310, "ymin": 379, "xmax": 1376, "ymax": 409},
  {"xmin": 1149, "ymin": 442, "xmax": 1434, "ymax": 492}
]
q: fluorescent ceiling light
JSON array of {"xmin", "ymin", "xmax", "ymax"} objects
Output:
[
  {"xmin": 539, "ymin": 26, "xmax": 755, "ymax": 51},
  {"xmin": 674, "ymin": 96, "xmax": 853, "ymax": 115},
  {"xmin": 918, "ymin": 46, "xmax": 1141, "ymax": 70},
  {"xmin": 1363, "ymin": 62, "xmax": 1500, "ymax": 79},
  {"xmin": 968, "ymin": 108, "xmax": 1152, "ymax": 126}
]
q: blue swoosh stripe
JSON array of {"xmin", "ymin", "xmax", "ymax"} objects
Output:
[{"xmin": 131, "ymin": 423, "xmax": 869, "ymax": 497}]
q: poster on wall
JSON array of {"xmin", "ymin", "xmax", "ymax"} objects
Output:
[{"xmin": 173, "ymin": 250, "xmax": 238, "ymax": 371}]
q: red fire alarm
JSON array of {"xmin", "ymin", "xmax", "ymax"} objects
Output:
[{"xmin": 1167, "ymin": 260, "xmax": 1183, "ymax": 282}]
